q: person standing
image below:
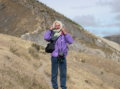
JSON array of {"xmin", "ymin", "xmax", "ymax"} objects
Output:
[{"xmin": 44, "ymin": 20, "xmax": 74, "ymax": 89}]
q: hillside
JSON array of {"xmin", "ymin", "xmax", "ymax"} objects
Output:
[
  {"xmin": 0, "ymin": 33, "xmax": 120, "ymax": 89},
  {"xmin": 0, "ymin": 0, "xmax": 120, "ymax": 62},
  {"xmin": 104, "ymin": 34, "xmax": 120, "ymax": 44},
  {"xmin": 0, "ymin": 0, "xmax": 120, "ymax": 89}
]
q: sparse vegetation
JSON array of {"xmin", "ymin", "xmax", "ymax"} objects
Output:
[
  {"xmin": 100, "ymin": 71, "xmax": 104, "ymax": 75},
  {"xmin": 9, "ymin": 43, "xmax": 19, "ymax": 56},
  {"xmin": 31, "ymin": 43, "xmax": 40, "ymax": 51},
  {"xmin": 1, "ymin": 33, "xmax": 120, "ymax": 89},
  {"xmin": 85, "ymin": 79, "xmax": 89, "ymax": 83},
  {"xmin": 81, "ymin": 59, "xmax": 86, "ymax": 63},
  {"xmin": 0, "ymin": 0, "xmax": 120, "ymax": 89},
  {"xmin": 28, "ymin": 46, "xmax": 40, "ymax": 59},
  {"xmin": 28, "ymin": 43, "xmax": 46, "ymax": 59}
]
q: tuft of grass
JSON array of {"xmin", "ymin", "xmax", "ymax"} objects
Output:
[
  {"xmin": 100, "ymin": 71, "xmax": 104, "ymax": 75},
  {"xmin": 31, "ymin": 43, "xmax": 45, "ymax": 52},
  {"xmin": 28, "ymin": 43, "xmax": 42, "ymax": 59},
  {"xmin": 28, "ymin": 47, "xmax": 40, "ymax": 59},
  {"xmin": 81, "ymin": 59, "xmax": 86, "ymax": 63},
  {"xmin": 9, "ymin": 43, "xmax": 32, "ymax": 60},
  {"xmin": 9, "ymin": 43, "xmax": 20, "ymax": 56},
  {"xmin": 31, "ymin": 43, "xmax": 40, "ymax": 51},
  {"xmin": 67, "ymin": 74, "xmax": 70, "ymax": 81},
  {"xmin": 9, "ymin": 46, "xmax": 18, "ymax": 54},
  {"xmin": 84, "ymin": 79, "xmax": 91, "ymax": 85}
]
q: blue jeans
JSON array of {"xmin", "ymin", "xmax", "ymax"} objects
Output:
[{"xmin": 51, "ymin": 56, "xmax": 67, "ymax": 89}]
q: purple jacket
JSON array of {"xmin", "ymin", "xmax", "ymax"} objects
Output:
[{"xmin": 44, "ymin": 29, "xmax": 74, "ymax": 57}]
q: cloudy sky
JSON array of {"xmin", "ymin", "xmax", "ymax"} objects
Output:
[{"xmin": 39, "ymin": 0, "xmax": 120, "ymax": 37}]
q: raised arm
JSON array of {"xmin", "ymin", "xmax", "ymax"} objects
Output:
[
  {"xmin": 44, "ymin": 30, "xmax": 52, "ymax": 41},
  {"xmin": 62, "ymin": 27, "xmax": 74, "ymax": 44},
  {"xmin": 64, "ymin": 33, "xmax": 74, "ymax": 44}
]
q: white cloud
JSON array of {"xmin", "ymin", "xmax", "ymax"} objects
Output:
[
  {"xmin": 39, "ymin": 0, "xmax": 120, "ymax": 36},
  {"xmin": 73, "ymin": 15, "xmax": 99, "ymax": 27},
  {"xmin": 98, "ymin": 0, "xmax": 120, "ymax": 13},
  {"xmin": 115, "ymin": 14, "xmax": 120, "ymax": 20}
]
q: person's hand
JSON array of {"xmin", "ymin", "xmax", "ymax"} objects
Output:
[
  {"xmin": 62, "ymin": 27, "xmax": 67, "ymax": 34},
  {"xmin": 49, "ymin": 25, "xmax": 54, "ymax": 30}
]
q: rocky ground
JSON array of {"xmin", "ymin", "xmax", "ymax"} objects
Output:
[{"xmin": 104, "ymin": 34, "xmax": 120, "ymax": 44}]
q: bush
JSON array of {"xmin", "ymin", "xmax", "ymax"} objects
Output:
[
  {"xmin": 28, "ymin": 47, "xmax": 40, "ymax": 59},
  {"xmin": 31, "ymin": 43, "xmax": 40, "ymax": 51}
]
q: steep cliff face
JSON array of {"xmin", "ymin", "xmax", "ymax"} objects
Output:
[
  {"xmin": 104, "ymin": 34, "xmax": 120, "ymax": 44},
  {"xmin": 0, "ymin": 0, "xmax": 120, "ymax": 61}
]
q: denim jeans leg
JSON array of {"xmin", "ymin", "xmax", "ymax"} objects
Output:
[
  {"xmin": 51, "ymin": 56, "xmax": 59, "ymax": 89},
  {"xmin": 59, "ymin": 57, "xmax": 67, "ymax": 89}
]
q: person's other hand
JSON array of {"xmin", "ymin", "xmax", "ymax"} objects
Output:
[{"xmin": 62, "ymin": 27, "xmax": 67, "ymax": 34}]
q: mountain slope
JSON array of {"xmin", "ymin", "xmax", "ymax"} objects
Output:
[
  {"xmin": 0, "ymin": 33, "xmax": 49, "ymax": 89},
  {"xmin": 104, "ymin": 34, "xmax": 120, "ymax": 44},
  {"xmin": 0, "ymin": 0, "xmax": 120, "ymax": 61},
  {"xmin": 0, "ymin": 33, "xmax": 120, "ymax": 89},
  {"xmin": 0, "ymin": 0, "xmax": 120, "ymax": 89}
]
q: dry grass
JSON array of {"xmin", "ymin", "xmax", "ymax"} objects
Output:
[
  {"xmin": 0, "ymin": 34, "xmax": 50, "ymax": 89},
  {"xmin": 0, "ymin": 33, "xmax": 120, "ymax": 89},
  {"xmin": 67, "ymin": 51, "xmax": 120, "ymax": 89}
]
